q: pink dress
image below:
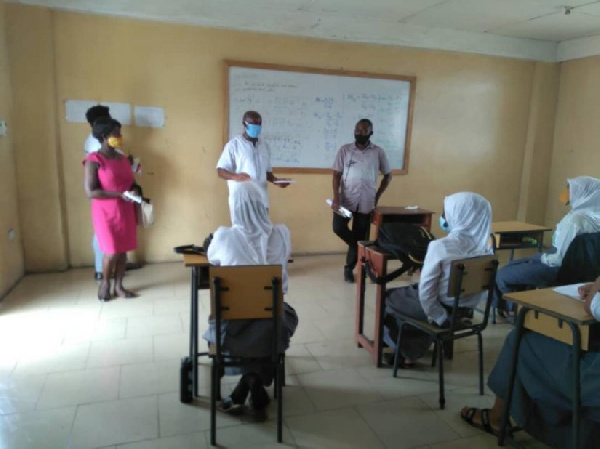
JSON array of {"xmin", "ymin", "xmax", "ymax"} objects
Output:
[{"xmin": 84, "ymin": 152, "xmax": 137, "ymax": 254}]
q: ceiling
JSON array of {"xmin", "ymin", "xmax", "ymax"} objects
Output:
[{"xmin": 8, "ymin": 0, "xmax": 600, "ymax": 61}]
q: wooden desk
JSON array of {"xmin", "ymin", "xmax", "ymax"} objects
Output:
[
  {"xmin": 492, "ymin": 221, "xmax": 552, "ymax": 261},
  {"xmin": 498, "ymin": 288, "xmax": 597, "ymax": 448},
  {"xmin": 355, "ymin": 242, "xmax": 395, "ymax": 367},
  {"xmin": 372, "ymin": 207, "xmax": 434, "ymax": 239},
  {"xmin": 181, "ymin": 254, "xmax": 210, "ymax": 403}
]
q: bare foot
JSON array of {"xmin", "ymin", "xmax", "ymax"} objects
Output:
[
  {"xmin": 98, "ymin": 282, "xmax": 111, "ymax": 302},
  {"xmin": 113, "ymin": 287, "xmax": 138, "ymax": 298}
]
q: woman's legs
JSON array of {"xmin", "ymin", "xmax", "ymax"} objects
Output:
[
  {"xmin": 98, "ymin": 253, "xmax": 118, "ymax": 301},
  {"xmin": 114, "ymin": 253, "xmax": 137, "ymax": 297}
]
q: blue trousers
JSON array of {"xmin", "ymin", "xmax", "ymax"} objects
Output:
[
  {"xmin": 92, "ymin": 234, "xmax": 103, "ymax": 273},
  {"xmin": 494, "ymin": 253, "xmax": 559, "ymax": 308}
]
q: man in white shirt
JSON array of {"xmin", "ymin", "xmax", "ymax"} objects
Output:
[
  {"xmin": 331, "ymin": 119, "xmax": 392, "ymax": 283},
  {"xmin": 216, "ymin": 111, "xmax": 288, "ymax": 219}
]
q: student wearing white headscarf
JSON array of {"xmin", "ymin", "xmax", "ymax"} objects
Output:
[
  {"xmin": 495, "ymin": 176, "xmax": 600, "ymax": 313},
  {"xmin": 384, "ymin": 192, "xmax": 493, "ymax": 366},
  {"xmin": 204, "ymin": 181, "xmax": 298, "ymax": 419}
]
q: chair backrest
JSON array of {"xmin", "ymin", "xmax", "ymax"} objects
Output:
[
  {"xmin": 447, "ymin": 255, "xmax": 498, "ymax": 298},
  {"xmin": 210, "ymin": 265, "xmax": 283, "ymax": 320},
  {"xmin": 446, "ymin": 254, "xmax": 498, "ymax": 330},
  {"xmin": 555, "ymin": 232, "xmax": 600, "ymax": 286}
]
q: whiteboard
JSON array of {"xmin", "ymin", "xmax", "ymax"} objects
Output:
[{"xmin": 226, "ymin": 62, "xmax": 416, "ymax": 173}]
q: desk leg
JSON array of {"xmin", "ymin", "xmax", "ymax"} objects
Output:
[
  {"xmin": 374, "ymin": 283, "xmax": 385, "ymax": 367},
  {"xmin": 355, "ymin": 256, "xmax": 366, "ymax": 348},
  {"xmin": 498, "ymin": 307, "xmax": 527, "ymax": 446},
  {"xmin": 191, "ymin": 267, "xmax": 199, "ymax": 398},
  {"xmin": 568, "ymin": 322, "xmax": 581, "ymax": 449},
  {"xmin": 537, "ymin": 231, "xmax": 544, "ymax": 253}
]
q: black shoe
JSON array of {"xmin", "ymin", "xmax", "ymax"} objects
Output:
[
  {"xmin": 218, "ymin": 396, "xmax": 245, "ymax": 416},
  {"xmin": 344, "ymin": 269, "xmax": 355, "ymax": 283},
  {"xmin": 94, "ymin": 272, "xmax": 103, "ymax": 281},
  {"xmin": 247, "ymin": 373, "xmax": 270, "ymax": 410}
]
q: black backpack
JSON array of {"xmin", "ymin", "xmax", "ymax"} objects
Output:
[{"xmin": 364, "ymin": 223, "xmax": 435, "ymax": 284}]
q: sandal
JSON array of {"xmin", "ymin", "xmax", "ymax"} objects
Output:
[{"xmin": 461, "ymin": 407, "xmax": 497, "ymax": 436}]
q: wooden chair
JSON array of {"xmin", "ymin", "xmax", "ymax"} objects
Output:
[
  {"xmin": 209, "ymin": 265, "xmax": 285, "ymax": 446},
  {"xmin": 392, "ymin": 255, "xmax": 499, "ymax": 409}
]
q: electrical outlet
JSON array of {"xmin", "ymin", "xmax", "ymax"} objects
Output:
[
  {"xmin": 0, "ymin": 120, "xmax": 7, "ymax": 137},
  {"xmin": 8, "ymin": 228, "xmax": 16, "ymax": 241}
]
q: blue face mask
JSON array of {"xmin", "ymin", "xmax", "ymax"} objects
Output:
[
  {"xmin": 439, "ymin": 216, "xmax": 451, "ymax": 232},
  {"xmin": 245, "ymin": 123, "xmax": 262, "ymax": 139}
]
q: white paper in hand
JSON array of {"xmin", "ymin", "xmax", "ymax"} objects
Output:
[{"xmin": 326, "ymin": 199, "xmax": 352, "ymax": 218}]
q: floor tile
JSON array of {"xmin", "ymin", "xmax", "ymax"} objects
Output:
[
  {"xmin": 287, "ymin": 407, "xmax": 385, "ymax": 448},
  {"xmin": 70, "ymin": 396, "xmax": 158, "ymax": 448},
  {"xmin": 119, "ymin": 360, "xmax": 180, "ymax": 399},
  {"xmin": 87, "ymin": 338, "xmax": 153, "ymax": 368},
  {"xmin": 116, "ymin": 431, "xmax": 209, "ymax": 448},
  {"xmin": 297, "ymin": 368, "xmax": 382, "ymax": 411},
  {"xmin": 37, "ymin": 366, "xmax": 120, "ymax": 410},
  {"xmin": 157, "ymin": 392, "xmax": 241, "ymax": 437},
  {"xmin": 0, "ymin": 406, "xmax": 76, "ymax": 449},
  {"xmin": 357, "ymin": 395, "xmax": 460, "ymax": 448}
]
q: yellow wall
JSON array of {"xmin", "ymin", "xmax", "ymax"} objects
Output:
[
  {"xmin": 517, "ymin": 62, "xmax": 559, "ymax": 225},
  {"xmin": 0, "ymin": 0, "xmax": 24, "ymax": 296},
  {"xmin": 546, "ymin": 56, "xmax": 600, "ymax": 228},
  {"xmin": 6, "ymin": 6, "xmax": 68, "ymax": 272},
  {"xmin": 7, "ymin": 5, "xmax": 552, "ymax": 268}
]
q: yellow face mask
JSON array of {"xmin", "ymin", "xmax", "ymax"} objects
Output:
[
  {"xmin": 107, "ymin": 136, "xmax": 123, "ymax": 149},
  {"xmin": 559, "ymin": 187, "xmax": 570, "ymax": 206}
]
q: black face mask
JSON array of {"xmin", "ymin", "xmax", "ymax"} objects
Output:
[{"xmin": 354, "ymin": 134, "xmax": 370, "ymax": 146}]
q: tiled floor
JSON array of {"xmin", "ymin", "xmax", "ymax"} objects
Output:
[{"xmin": 0, "ymin": 255, "xmax": 549, "ymax": 448}]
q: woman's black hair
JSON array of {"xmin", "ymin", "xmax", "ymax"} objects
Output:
[
  {"xmin": 85, "ymin": 105, "xmax": 110, "ymax": 126},
  {"xmin": 92, "ymin": 117, "xmax": 121, "ymax": 143}
]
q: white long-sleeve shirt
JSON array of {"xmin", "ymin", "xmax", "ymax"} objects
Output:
[
  {"xmin": 543, "ymin": 213, "xmax": 600, "ymax": 267},
  {"xmin": 418, "ymin": 235, "xmax": 492, "ymax": 326}
]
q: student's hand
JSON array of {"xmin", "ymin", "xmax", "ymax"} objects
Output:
[
  {"xmin": 235, "ymin": 172, "xmax": 251, "ymax": 182},
  {"xmin": 580, "ymin": 281, "xmax": 600, "ymax": 301},
  {"xmin": 274, "ymin": 178, "xmax": 291, "ymax": 188},
  {"xmin": 579, "ymin": 283, "xmax": 593, "ymax": 299}
]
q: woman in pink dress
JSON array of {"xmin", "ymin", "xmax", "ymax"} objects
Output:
[{"xmin": 84, "ymin": 117, "xmax": 138, "ymax": 301}]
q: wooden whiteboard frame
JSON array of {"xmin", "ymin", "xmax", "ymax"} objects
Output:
[{"xmin": 224, "ymin": 60, "xmax": 416, "ymax": 175}]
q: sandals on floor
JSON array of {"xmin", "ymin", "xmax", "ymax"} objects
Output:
[
  {"xmin": 461, "ymin": 408, "xmax": 498, "ymax": 436},
  {"xmin": 461, "ymin": 408, "xmax": 520, "ymax": 438}
]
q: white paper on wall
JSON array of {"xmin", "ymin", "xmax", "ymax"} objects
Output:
[
  {"xmin": 134, "ymin": 106, "xmax": 165, "ymax": 128},
  {"xmin": 65, "ymin": 100, "xmax": 97, "ymax": 123}
]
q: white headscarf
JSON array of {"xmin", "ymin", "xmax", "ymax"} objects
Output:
[
  {"xmin": 568, "ymin": 176, "xmax": 600, "ymax": 214},
  {"xmin": 208, "ymin": 182, "xmax": 291, "ymax": 291},
  {"xmin": 444, "ymin": 192, "xmax": 492, "ymax": 254},
  {"xmin": 544, "ymin": 176, "xmax": 600, "ymax": 266},
  {"xmin": 229, "ymin": 181, "xmax": 273, "ymax": 263}
]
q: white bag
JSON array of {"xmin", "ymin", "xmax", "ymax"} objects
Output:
[{"xmin": 137, "ymin": 201, "xmax": 154, "ymax": 227}]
